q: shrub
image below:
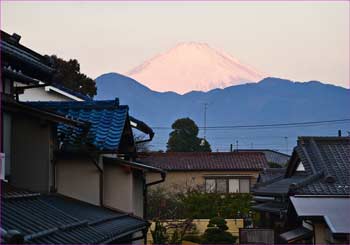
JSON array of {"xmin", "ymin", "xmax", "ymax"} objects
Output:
[
  {"xmin": 151, "ymin": 220, "xmax": 168, "ymax": 244},
  {"xmin": 150, "ymin": 219, "xmax": 195, "ymax": 244},
  {"xmin": 200, "ymin": 217, "xmax": 237, "ymax": 244},
  {"xmin": 147, "ymin": 186, "xmax": 252, "ymax": 219},
  {"xmin": 182, "ymin": 234, "xmax": 202, "ymax": 243}
]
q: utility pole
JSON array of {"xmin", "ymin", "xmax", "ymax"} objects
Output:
[
  {"xmin": 236, "ymin": 140, "xmax": 239, "ymax": 151},
  {"xmin": 203, "ymin": 103, "xmax": 208, "ymax": 140},
  {"xmin": 284, "ymin": 136, "xmax": 288, "ymax": 154}
]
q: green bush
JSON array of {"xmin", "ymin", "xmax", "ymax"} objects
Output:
[
  {"xmin": 182, "ymin": 234, "xmax": 202, "ymax": 243},
  {"xmin": 151, "ymin": 220, "xmax": 168, "ymax": 244},
  {"xmin": 201, "ymin": 217, "xmax": 237, "ymax": 244},
  {"xmin": 147, "ymin": 187, "xmax": 252, "ymax": 219}
]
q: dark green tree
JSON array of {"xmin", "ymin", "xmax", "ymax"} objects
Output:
[
  {"xmin": 48, "ymin": 55, "xmax": 96, "ymax": 98},
  {"xmin": 166, "ymin": 118, "xmax": 211, "ymax": 152},
  {"xmin": 201, "ymin": 217, "xmax": 237, "ymax": 244}
]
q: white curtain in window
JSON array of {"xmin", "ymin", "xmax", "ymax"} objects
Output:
[
  {"xmin": 205, "ymin": 179, "xmax": 216, "ymax": 193},
  {"xmin": 229, "ymin": 179, "xmax": 239, "ymax": 193}
]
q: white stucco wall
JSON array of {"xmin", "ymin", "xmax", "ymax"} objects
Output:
[
  {"xmin": 15, "ymin": 82, "xmax": 82, "ymax": 102},
  {"xmin": 56, "ymin": 159, "xmax": 100, "ymax": 205},
  {"xmin": 19, "ymin": 86, "xmax": 72, "ymax": 101},
  {"xmin": 103, "ymin": 163, "xmax": 134, "ymax": 213}
]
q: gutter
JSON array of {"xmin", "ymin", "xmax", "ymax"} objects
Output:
[
  {"xmin": 1, "ymin": 228, "xmax": 24, "ymax": 244},
  {"xmin": 146, "ymin": 172, "xmax": 166, "ymax": 187}
]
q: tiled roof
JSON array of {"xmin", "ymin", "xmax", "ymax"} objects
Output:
[
  {"xmin": 257, "ymin": 168, "xmax": 286, "ymax": 184},
  {"xmin": 291, "ymin": 137, "xmax": 350, "ymax": 195},
  {"xmin": 1, "ymin": 192, "xmax": 147, "ymax": 244},
  {"xmin": 253, "ymin": 137, "xmax": 350, "ymax": 197},
  {"xmin": 27, "ymin": 99, "xmax": 129, "ymax": 151},
  {"xmin": 236, "ymin": 149, "xmax": 290, "ymax": 166},
  {"xmin": 1, "ymin": 30, "xmax": 54, "ymax": 75},
  {"xmin": 138, "ymin": 152, "xmax": 268, "ymax": 171},
  {"xmin": 253, "ymin": 175, "xmax": 307, "ymax": 196}
]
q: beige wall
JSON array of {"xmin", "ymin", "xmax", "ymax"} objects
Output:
[
  {"xmin": 11, "ymin": 115, "xmax": 53, "ymax": 193},
  {"xmin": 132, "ymin": 171, "xmax": 144, "ymax": 217},
  {"xmin": 147, "ymin": 170, "xmax": 259, "ymax": 192},
  {"xmin": 56, "ymin": 158, "xmax": 100, "ymax": 205},
  {"xmin": 103, "ymin": 163, "xmax": 133, "ymax": 212},
  {"xmin": 103, "ymin": 163, "xmax": 145, "ymax": 217},
  {"xmin": 56, "ymin": 157, "xmax": 146, "ymax": 217}
]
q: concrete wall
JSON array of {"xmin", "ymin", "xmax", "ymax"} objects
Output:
[
  {"xmin": 11, "ymin": 116, "xmax": 52, "ymax": 193},
  {"xmin": 103, "ymin": 163, "xmax": 133, "ymax": 213},
  {"xmin": 56, "ymin": 158, "xmax": 100, "ymax": 205},
  {"xmin": 147, "ymin": 170, "xmax": 259, "ymax": 192}
]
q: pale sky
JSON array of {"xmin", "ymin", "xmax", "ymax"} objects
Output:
[{"xmin": 1, "ymin": 1, "xmax": 349, "ymax": 88}]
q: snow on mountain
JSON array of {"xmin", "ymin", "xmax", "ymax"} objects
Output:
[{"xmin": 126, "ymin": 42, "xmax": 266, "ymax": 94}]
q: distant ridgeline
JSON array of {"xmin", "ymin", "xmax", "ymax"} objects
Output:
[{"xmin": 95, "ymin": 73, "xmax": 350, "ymax": 154}]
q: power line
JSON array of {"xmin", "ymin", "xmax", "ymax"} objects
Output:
[{"xmin": 152, "ymin": 118, "xmax": 350, "ymax": 130}]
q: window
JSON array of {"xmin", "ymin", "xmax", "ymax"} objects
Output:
[
  {"xmin": 240, "ymin": 179, "xmax": 250, "ymax": 193},
  {"xmin": 229, "ymin": 179, "xmax": 239, "ymax": 193},
  {"xmin": 205, "ymin": 178, "xmax": 250, "ymax": 193},
  {"xmin": 216, "ymin": 179, "xmax": 227, "ymax": 193},
  {"xmin": 205, "ymin": 179, "xmax": 216, "ymax": 193}
]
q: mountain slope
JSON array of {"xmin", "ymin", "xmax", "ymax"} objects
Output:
[
  {"xmin": 126, "ymin": 42, "xmax": 266, "ymax": 94},
  {"xmin": 95, "ymin": 73, "xmax": 350, "ymax": 153}
]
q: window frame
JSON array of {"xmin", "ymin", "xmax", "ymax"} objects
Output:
[{"xmin": 204, "ymin": 176, "xmax": 251, "ymax": 193}]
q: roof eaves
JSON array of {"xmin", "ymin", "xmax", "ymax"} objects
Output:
[
  {"xmin": 103, "ymin": 156, "xmax": 166, "ymax": 174},
  {"xmin": 3, "ymin": 97, "xmax": 88, "ymax": 128}
]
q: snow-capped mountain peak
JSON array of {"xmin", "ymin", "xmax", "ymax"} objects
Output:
[{"xmin": 126, "ymin": 42, "xmax": 266, "ymax": 94}]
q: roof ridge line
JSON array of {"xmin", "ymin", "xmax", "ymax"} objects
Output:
[
  {"xmin": 255, "ymin": 175, "xmax": 285, "ymax": 187},
  {"xmin": 309, "ymin": 138, "xmax": 332, "ymax": 177},
  {"xmin": 289, "ymin": 171, "xmax": 324, "ymax": 192},
  {"xmin": 299, "ymin": 144, "xmax": 317, "ymax": 174}
]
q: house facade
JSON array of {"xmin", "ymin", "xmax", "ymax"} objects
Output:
[
  {"xmin": 1, "ymin": 30, "xmax": 164, "ymax": 244},
  {"xmin": 139, "ymin": 152, "xmax": 268, "ymax": 193},
  {"xmin": 252, "ymin": 136, "xmax": 350, "ymax": 244}
]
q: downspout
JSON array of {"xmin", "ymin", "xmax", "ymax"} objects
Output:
[
  {"xmin": 143, "ymin": 171, "xmax": 166, "ymax": 244},
  {"xmin": 89, "ymin": 155, "xmax": 104, "ymax": 206}
]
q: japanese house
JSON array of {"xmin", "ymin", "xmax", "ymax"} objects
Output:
[
  {"xmin": 252, "ymin": 136, "xmax": 350, "ymax": 244},
  {"xmin": 1, "ymin": 30, "xmax": 165, "ymax": 244},
  {"xmin": 139, "ymin": 152, "xmax": 268, "ymax": 193}
]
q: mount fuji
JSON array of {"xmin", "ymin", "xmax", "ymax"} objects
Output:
[{"xmin": 127, "ymin": 42, "xmax": 266, "ymax": 94}]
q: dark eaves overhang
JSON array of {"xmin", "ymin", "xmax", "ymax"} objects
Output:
[
  {"xmin": 2, "ymin": 96, "xmax": 87, "ymax": 128},
  {"xmin": 129, "ymin": 116, "xmax": 155, "ymax": 143},
  {"xmin": 2, "ymin": 66, "xmax": 47, "ymax": 86},
  {"xmin": 160, "ymin": 167, "xmax": 265, "ymax": 172},
  {"xmin": 103, "ymin": 156, "xmax": 166, "ymax": 174},
  {"xmin": 1, "ymin": 38, "xmax": 54, "ymax": 75}
]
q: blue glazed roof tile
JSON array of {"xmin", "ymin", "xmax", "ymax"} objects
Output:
[{"xmin": 27, "ymin": 99, "xmax": 130, "ymax": 152}]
